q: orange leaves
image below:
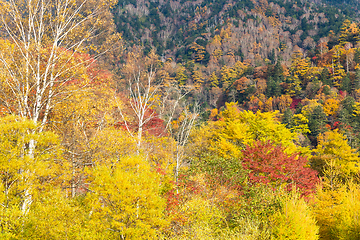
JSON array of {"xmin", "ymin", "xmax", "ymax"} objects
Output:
[
  {"xmin": 318, "ymin": 41, "xmax": 329, "ymax": 55},
  {"xmin": 232, "ymin": 76, "xmax": 250, "ymax": 92},
  {"xmin": 242, "ymin": 141, "xmax": 318, "ymax": 195}
]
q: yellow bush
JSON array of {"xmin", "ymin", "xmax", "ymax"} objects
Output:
[
  {"xmin": 271, "ymin": 190, "xmax": 319, "ymax": 240},
  {"xmin": 314, "ymin": 181, "xmax": 360, "ymax": 240}
]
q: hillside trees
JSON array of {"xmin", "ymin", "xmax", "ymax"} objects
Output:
[
  {"xmin": 177, "ymin": 103, "xmax": 320, "ymax": 238},
  {"xmin": 271, "ymin": 190, "xmax": 319, "ymax": 240},
  {"xmin": 313, "ymin": 181, "xmax": 360, "ymax": 240},
  {"xmin": 48, "ymin": 65, "xmax": 121, "ymax": 197},
  {"xmin": 312, "ymin": 129, "xmax": 360, "ymax": 179},
  {"xmin": 2, "ymin": 0, "xmax": 360, "ymax": 238}
]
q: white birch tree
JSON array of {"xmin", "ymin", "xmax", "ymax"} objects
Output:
[
  {"xmin": 116, "ymin": 50, "xmax": 192, "ymax": 151},
  {"xmin": 0, "ymin": 0, "xmax": 115, "ymax": 131},
  {"xmin": 0, "ymin": 0, "xmax": 115, "ymax": 213},
  {"xmin": 172, "ymin": 105, "xmax": 199, "ymax": 182}
]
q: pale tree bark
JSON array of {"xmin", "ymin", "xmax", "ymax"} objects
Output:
[
  {"xmin": 172, "ymin": 104, "xmax": 199, "ymax": 183},
  {"xmin": 116, "ymin": 56, "xmax": 192, "ymax": 151},
  {"xmin": 0, "ymin": 0, "xmax": 107, "ymax": 129},
  {"xmin": 116, "ymin": 70, "xmax": 196, "ymax": 184},
  {"xmin": 0, "ymin": 0, "xmax": 112, "ymax": 214}
]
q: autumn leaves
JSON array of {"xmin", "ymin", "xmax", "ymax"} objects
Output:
[{"xmin": 1, "ymin": 0, "xmax": 360, "ymax": 239}]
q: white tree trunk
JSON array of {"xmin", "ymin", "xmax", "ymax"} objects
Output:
[{"xmin": 0, "ymin": 0, "xmax": 108, "ymax": 213}]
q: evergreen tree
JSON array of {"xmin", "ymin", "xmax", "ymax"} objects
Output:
[
  {"xmin": 266, "ymin": 76, "xmax": 281, "ymax": 97},
  {"xmin": 320, "ymin": 68, "xmax": 332, "ymax": 87},
  {"xmin": 340, "ymin": 73, "xmax": 351, "ymax": 93},
  {"xmin": 282, "ymin": 108, "xmax": 294, "ymax": 129},
  {"xmin": 308, "ymin": 105, "xmax": 328, "ymax": 144},
  {"xmin": 352, "ymin": 69, "xmax": 360, "ymax": 91}
]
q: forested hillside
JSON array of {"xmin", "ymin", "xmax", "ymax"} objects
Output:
[
  {"xmin": 113, "ymin": 0, "xmax": 359, "ymax": 59},
  {"xmin": 0, "ymin": 0, "xmax": 360, "ymax": 239}
]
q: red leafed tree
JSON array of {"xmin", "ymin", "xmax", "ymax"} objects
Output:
[
  {"xmin": 115, "ymin": 104, "xmax": 166, "ymax": 137},
  {"xmin": 241, "ymin": 141, "xmax": 319, "ymax": 195}
]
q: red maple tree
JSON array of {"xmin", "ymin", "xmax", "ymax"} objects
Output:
[{"xmin": 241, "ymin": 141, "xmax": 319, "ymax": 195}]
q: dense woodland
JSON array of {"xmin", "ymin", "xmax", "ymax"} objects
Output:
[{"xmin": 1, "ymin": 0, "xmax": 360, "ymax": 239}]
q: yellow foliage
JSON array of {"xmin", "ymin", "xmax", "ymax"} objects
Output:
[
  {"xmin": 301, "ymin": 99, "xmax": 322, "ymax": 116},
  {"xmin": 190, "ymin": 42, "xmax": 206, "ymax": 62},
  {"xmin": 286, "ymin": 75, "xmax": 302, "ymax": 96},
  {"xmin": 191, "ymin": 102, "xmax": 300, "ymax": 159},
  {"xmin": 209, "ymin": 108, "xmax": 218, "ymax": 120},
  {"xmin": 89, "ymin": 128, "xmax": 137, "ymax": 165},
  {"xmin": 264, "ymin": 97, "xmax": 273, "ymax": 112},
  {"xmin": 192, "ymin": 70, "xmax": 204, "ymax": 90},
  {"xmin": 0, "ymin": 115, "xmax": 67, "ymax": 238},
  {"xmin": 144, "ymin": 135, "xmax": 176, "ymax": 173},
  {"xmin": 352, "ymin": 101, "xmax": 360, "ymax": 116},
  {"xmin": 331, "ymin": 45, "xmax": 346, "ymax": 85},
  {"xmin": 213, "ymin": 49, "xmax": 223, "ymax": 59},
  {"xmin": 271, "ymin": 190, "xmax": 319, "ymax": 240},
  {"xmin": 291, "ymin": 50, "xmax": 311, "ymax": 79},
  {"xmin": 313, "ymin": 129, "xmax": 360, "ymax": 177},
  {"xmin": 176, "ymin": 196, "xmax": 225, "ymax": 239},
  {"xmin": 323, "ymin": 98, "xmax": 340, "ymax": 116},
  {"xmin": 314, "ymin": 181, "xmax": 360, "ymax": 240},
  {"xmin": 21, "ymin": 190, "xmax": 91, "ymax": 239},
  {"xmin": 291, "ymin": 113, "xmax": 311, "ymax": 135},
  {"xmin": 86, "ymin": 155, "xmax": 169, "ymax": 239},
  {"xmin": 306, "ymin": 66, "xmax": 323, "ymax": 82}
]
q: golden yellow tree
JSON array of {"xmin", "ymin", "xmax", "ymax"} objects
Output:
[
  {"xmin": 271, "ymin": 190, "xmax": 319, "ymax": 240},
  {"xmin": 85, "ymin": 155, "xmax": 169, "ymax": 239},
  {"xmin": 312, "ymin": 129, "xmax": 360, "ymax": 178},
  {"xmin": 330, "ymin": 45, "xmax": 346, "ymax": 86},
  {"xmin": 190, "ymin": 102, "xmax": 299, "ymax": 160},
  {"xmin": 0, "ymin": 115, "xmax": 66, "ymax": 234},
  {"xmin": 314, "ymin": 181, "xmax": 360, "ymax": 240},
  {"xmin": 287, "ymin": 50, "xmax": 311, "ymax": 96}
]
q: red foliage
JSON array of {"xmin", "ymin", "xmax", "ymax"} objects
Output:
[
  {"xmin": 241, "ymin": 141, "xmax": 319, "ymax": 195},
  {"xmin": 290, "ymin": 97, "xmax": 302, "ymax": 109},
  {"xmin": 155, "ymin": 163, "xmax": 167, "ymax": 176},
  {"xmin": 339, "ymin": 90, "xmax": 347, "ymax": 98},
  {"xmin": 143, "ymin": 109, "xmax": 166, "ymax": 136},
  {"xmin": 115, "ymin": 104, "xmax": 166, "ymax": 137},
  {"xmin": 333, "ymin": 121, "xmax": 340, "ymax": 129},
  {"xmin": 165, "ymin": 189, "xmax": 180, "ymax": 213},
  {"xmin": 164, "ymin": 187, "xmax": 189, "ymax": 231}
]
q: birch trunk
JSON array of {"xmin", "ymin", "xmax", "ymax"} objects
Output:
[{"xmin": 0, "ymin": 0, "xmax": 111, "ymax": 212}]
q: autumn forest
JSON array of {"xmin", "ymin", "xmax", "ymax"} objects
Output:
[{"xmin": 0, "ymin": 0, "xmax": 360, "ymax": 239}]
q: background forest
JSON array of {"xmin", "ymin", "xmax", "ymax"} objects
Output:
[{"xmin": 1, "ymin": 0, "xmax": 360, "ymax": 239}]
